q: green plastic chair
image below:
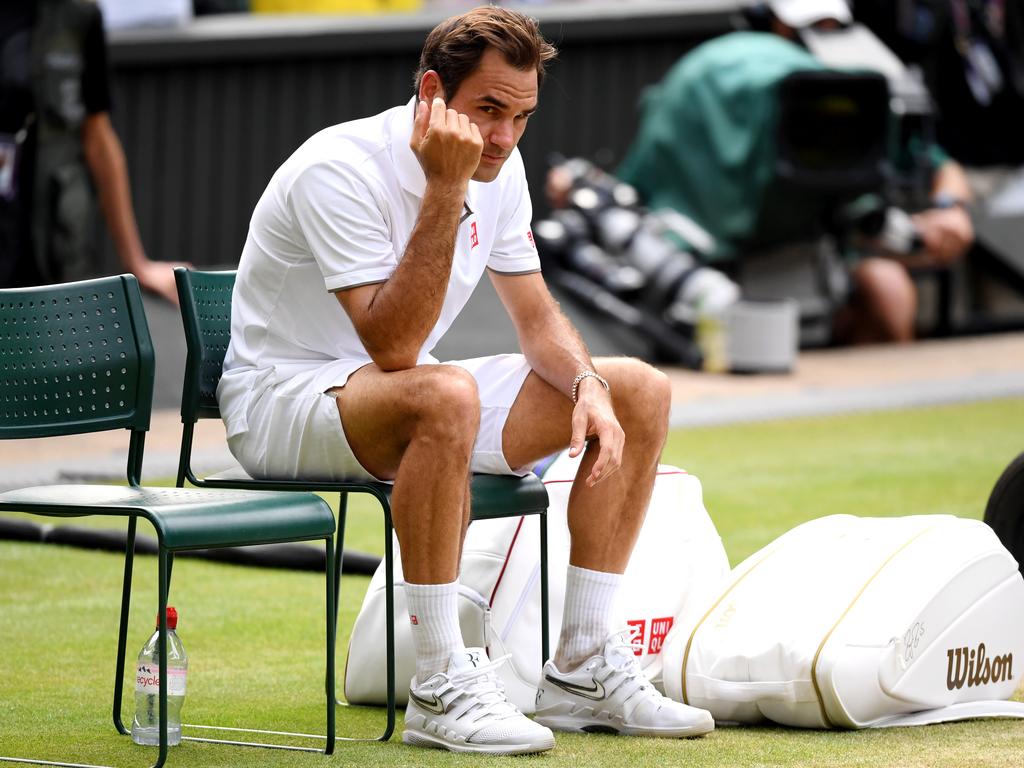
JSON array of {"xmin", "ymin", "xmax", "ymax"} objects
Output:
[
  {"xmin": 0, "ymin": 275, "xmax": 337, "ymax": 768},
  {"xmin": 173, "ymin": 267, "xmax": 551, "ymax": 741}
]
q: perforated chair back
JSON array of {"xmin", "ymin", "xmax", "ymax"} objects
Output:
[
  {"xmin": 0, "ymin": 275, "xmax": 154, "ymax": 441},
  {"xmin": 176, "ymin": 268, "xmax": 234, "ymax": 424},
  {"xmin": 0, "ymin": 275, "xmax": 338, "ymax": 766}
]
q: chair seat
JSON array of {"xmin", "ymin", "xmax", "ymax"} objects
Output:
[
  {"xmin": 468, "ymin": 474, "xmax": 549, "ymax": 519},
  {"xmin": 206, "ymin": 464, "xmax": 394, "ymax": 496},
  {"xmin": 0, "ymin": 485, "xmax": 335, "ymax": 551},
  {"xmin": 203, "ymin": 464, "xmax": 548, "ymax": 520}
]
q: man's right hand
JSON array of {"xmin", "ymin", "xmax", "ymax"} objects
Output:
[
  {"xmin": 410, "ymin": 97, "xmax": 483, "ymax": 186},
  {"xmin": 569, "ymin": 377, "xmax": 624, "ymax": 488},
  {"xmin": 911, "ymin": 206, "xmax": 974, "ymax": 267}
]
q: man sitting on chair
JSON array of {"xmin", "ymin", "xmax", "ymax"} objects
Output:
[{"xmin": 217, "ymin": 6, "xmax": 713, "ymax": 755}]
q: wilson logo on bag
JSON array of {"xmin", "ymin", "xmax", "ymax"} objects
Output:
[{"xmin": 945, "ymin": 644, "xmax": 1014, "ymax": 690}]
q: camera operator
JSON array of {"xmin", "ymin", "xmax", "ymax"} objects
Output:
[
  {"xmin": 614, "ymin": 0, "xmax": 975, "ymax": 344},
  {"xmin": 768, "ymin": 0, "xmax": 975, "ymax": 343}
]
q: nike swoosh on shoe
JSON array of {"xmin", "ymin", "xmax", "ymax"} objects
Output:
[
  {"xmin": 544, "ymin": 674, "xmax": 607, "ymax": 701},
  {"xmin": 409, "ymin": 690, "xmax": 447, "ymax": 715}
]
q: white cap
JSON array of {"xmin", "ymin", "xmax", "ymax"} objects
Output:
[{"xmin": 768, "ymin": 0, "xmax": 852, "ymax": 28}]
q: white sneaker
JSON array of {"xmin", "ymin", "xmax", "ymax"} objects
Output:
[
  {"xmin": 403, "ymin": 647, "xmax": 556, "ymax": 754},
  {"xmin": 535, "ymin": 632, "xmax": 715, "ymax": 738}
]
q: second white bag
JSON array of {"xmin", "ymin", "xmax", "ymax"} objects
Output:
[{"xmin": 661, "ymin": 514, "xmax": 1024, "ymax": 728}]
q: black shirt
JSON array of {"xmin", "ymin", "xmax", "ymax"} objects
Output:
[
  {"xmin": 0, "ymin": 0, "xmax": 113, "ymax": 130},
  {"xmin": 853, "ymin": 0, "xmax": 1024, "ymax": 166},
  {"xmin": 0, "ymin": 0, "xmax": 113, "ymax": 286}
]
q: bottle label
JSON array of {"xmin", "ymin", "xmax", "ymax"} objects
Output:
[{"xmin": 136, "ymin": 663, "xmax": 187, "ymax": 696}]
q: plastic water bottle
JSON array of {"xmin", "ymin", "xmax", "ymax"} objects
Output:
[{"xmin": 131, "ymin": 606, "xmax": 188, "ymax": 746}]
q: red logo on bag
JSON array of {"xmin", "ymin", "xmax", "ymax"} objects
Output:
[
  {"xmin": 410, "ymin": 615, "xmax": 418, "ymax": 626},
  {"xmin": 648, "ymin": 616, "xmax": 674, "ymax": 655},
  {"xmin": 627, "ymin": 619, "xmax": 646, "ymax": 657},
  {"xmin": 470, "ymin": 221, "xmax": 479, "ymax": 249}
]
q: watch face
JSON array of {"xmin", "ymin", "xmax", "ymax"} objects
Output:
[{"xmin": 932, "ymin": 193, "xmax": 966, "ymax": 210}]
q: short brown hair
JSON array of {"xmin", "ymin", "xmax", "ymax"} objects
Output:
[{"xmin": 414, "ymin": 6, "xmax": 557, "ymax": 100}]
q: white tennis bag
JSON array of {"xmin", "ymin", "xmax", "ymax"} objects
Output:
[
  {"xmin": 661, "ymin": 514, "xmax": 1024, "ymax": 728},
  {"xmin": 344, "ymin": 450, "xmax": 730, "ymax": 713}
]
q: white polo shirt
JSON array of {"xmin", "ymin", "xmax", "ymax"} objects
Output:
[{"xmin": 218, "ymin": 99, "xmax": 541, "ymax": 440}]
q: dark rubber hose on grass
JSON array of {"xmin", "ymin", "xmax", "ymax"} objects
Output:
[{"xmin": 0, "ymin": 518, "xmax": 380, "ymax": 574}]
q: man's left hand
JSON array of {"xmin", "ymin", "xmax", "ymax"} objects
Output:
[{"xmin": 568, "ymin": 377, "xmax": 624, "ymax": 487}]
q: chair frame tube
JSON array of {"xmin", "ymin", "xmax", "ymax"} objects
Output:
[{"xmin": 0, "ymin": 510, "xmax": 336, "ymax": 768}]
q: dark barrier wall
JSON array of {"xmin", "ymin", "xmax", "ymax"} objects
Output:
[{"xmin": 102, "ymin": 1, "xmax": 741, "ymax": 271}]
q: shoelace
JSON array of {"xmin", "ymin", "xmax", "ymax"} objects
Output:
[
  {"xmin": 603, "ymin": 630, "xmax": 647, "ymax": 672},
  {"xmin": 449, "ymin": 654, "xmax": 519, "ymax": 721},
  {"xmin": 596, "ymin": 632, "xmax": 661, "ymax": 706}
]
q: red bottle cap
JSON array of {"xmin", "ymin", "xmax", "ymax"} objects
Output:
[{"xmin": 154, "ymin": 606, "xmax": 178, "ymax": 630}]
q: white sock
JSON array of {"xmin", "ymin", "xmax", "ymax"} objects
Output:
[
  {"xmin": 553, "ymin": 564, "xmax": 622, "ymax": 672},
  {"xmin": 404, "ymin": 580, "xmax": 464, "ymax": 684}
]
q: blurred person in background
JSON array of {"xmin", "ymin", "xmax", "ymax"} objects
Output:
[
  {"xmin": 0, "ymin": 0, "xmax": 182, "ymax": 302},
  {"xmin": 853, "ymin": 0, "xmax": 1024, "ymax": 171},
  {"xmin": 768, "ymin": 0, "xmax": 975, "ymax": 343},
  {"xmin": 614, "ymin": 0, "xmax": 975, "ymax": 344}
]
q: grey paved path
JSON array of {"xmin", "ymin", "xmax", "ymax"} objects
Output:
[{"xmin": 666, "ymin": 332, "xmax": 1024, "ymax": 427}]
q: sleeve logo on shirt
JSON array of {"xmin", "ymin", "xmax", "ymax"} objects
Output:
[
  {"xmin": 469, "ymin": 221, "xmax": 479, "ymax": 250},
  {"xmin": 526, "ymin": 229, "xmax": 535, "ymax": 249}
]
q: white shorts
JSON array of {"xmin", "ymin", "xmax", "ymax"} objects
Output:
[{"xmin": 227, "ymin": 353, "xmax": 535, "ymax": 483}]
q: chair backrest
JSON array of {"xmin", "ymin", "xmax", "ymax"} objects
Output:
[
  {"xmin": 175, "ymin": 268, "xmax": 236, "ymax": 424},
  {"xmin": 0, "ymin": 275, "xmax": 154, "ymax": 441}
]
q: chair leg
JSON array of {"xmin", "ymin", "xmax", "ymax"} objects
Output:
[
  {"xmin": 170, "ymin": 533, "xmax": 341, "ymax": 754},
  {"xmin": 112, "ymin": 517, "xmax": 138, "ymax": 736},
  {"xmin": 325, "ymin": 536, "xmax": 336, "ymax": 755},
  {"xmin": 155, "ymin": 547, "xmax": 170, "ymax": 768},
  {"xmin": 0, "ymin": 517, "xmax": 155, "ymax": 768},
  {"xmin": 175, "ymin": 424, "xmax": 195, "ymax": 488},
  {"xmin": 332, "ymin": 492, "xmax": 395, "ymax": 742},
  {"xmin": 331, "ymin": 494, "xmax": 345, "ymax": 707},
  {"xmin": 383, "ymin": 508, "xmax": 396, "ymax": 742},
  {"xmin": 332, "ymin": 493, "xmax": 347, "ymax": 645},
  {"xmin": 539, "ymin": 512, "xmax": 550, "ymax": 666}
]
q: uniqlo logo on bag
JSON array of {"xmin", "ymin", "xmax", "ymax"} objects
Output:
[
  {"xmin": 626, "ymin": 619, "xmax": 646, "ymax": 657},
  {"xmin": 648, "ymin": 616, "xmax": 674, "ymax": 655}
]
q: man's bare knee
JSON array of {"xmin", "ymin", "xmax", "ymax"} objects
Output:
[
  {"xmin": 600, "ymin": 358, "xmax": 671, "ymax": 404},
  {"xmin": 599, "ymin": 358, "xmax": 671, "ymax": 440},
  {"xmin": 407, "ymin": 365, "xmax": 481, "ymax": 444}
]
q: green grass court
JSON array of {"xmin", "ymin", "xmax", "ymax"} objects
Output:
[{"xmin": 1, "ymin": 398, "xmax": 1023, "ymax": 767}]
